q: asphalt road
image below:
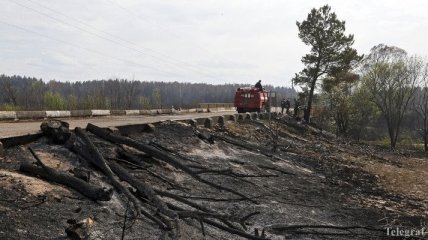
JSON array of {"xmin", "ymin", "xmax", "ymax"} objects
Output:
[{"xmin": 0, "ymin": 111, "xmax": 236, "ymax": 138}]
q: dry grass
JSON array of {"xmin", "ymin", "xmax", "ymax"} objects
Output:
[
  {"xmin": 328, "ymin": 144, "xmax": 428, "ymax": 203},
  {"xmin": 363, "ymin": 157, "xmax": 428, "ymax": 202},
  {"xmin": 0, "ymin": 169, "xmax": 70, "ymax": 196},
  {"xmin": 224, "ymin": 122, "xmax": 253, "ymax": 137}
]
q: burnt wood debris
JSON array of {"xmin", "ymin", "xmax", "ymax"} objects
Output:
[
  {"xmin": 10, "ymin": 117, "xmax": 415, "ymax": 240},
  {"xmin": 19, "ymin": 119, "xmax": 273, "ymax": 239}
]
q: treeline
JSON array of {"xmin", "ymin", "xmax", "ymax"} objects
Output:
[
  {"xmin": 307, "ymin": 45, "xmax": 428, "ymax": 149},
  {"xmin": 294, "ymin": 5, "xmax": 428, "ymax": 150},
  {"xmin": 0, "ymin": 75, "xmax": 296, "ymax": 111}
]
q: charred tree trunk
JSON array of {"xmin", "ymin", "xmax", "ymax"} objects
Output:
[
  {"xmin": 107, "ymin": 161, "xmax": 176, "ymax": 219},
  {"xmin": 40, "ymin": 120, "xmax": 71, "ymax": 144},
  {"xmin": 20, "ymin": 163, "xmax": 112, "ymax": 201},
  {"xmin": 86, "ymin": 123, "xmax": 255, "ymax": 203},
  {"xmin": 211, "ymin": 133, "xmax": 273, "ymax": 157},
  {"xmin": 74, "ymin": 127, "xmax": 170, "ymax": 229}
]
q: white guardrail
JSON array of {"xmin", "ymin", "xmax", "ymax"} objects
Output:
[{"xmin": 0, "ymin": 106, "xmax": 237, "ymax": 121}]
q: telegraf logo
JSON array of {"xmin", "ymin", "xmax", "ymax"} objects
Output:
[{"xmin": 386, "ymin": 227, "xmax": 427, "ymax": 238}]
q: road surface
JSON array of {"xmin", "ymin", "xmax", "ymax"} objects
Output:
[{"xmin": 0, "ymin": 111, "xmax": 236, "ymax": 138}]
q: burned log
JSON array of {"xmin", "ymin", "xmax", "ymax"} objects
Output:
[
  {"xmin": 116, "ymin": 147, "xmax": 155, "ymax": 167},
  {"xmin": 167, "ymin": 204, "xmax": 267, "ymax": 240},
  {"xmin": 153, "ymin": 189, "xmax": 243, "ymax": 230},
  {"xmin": 40, "ymin": 120, "xmax": 71, "ymax": 144},
  {"xmin": 154, "ymin": 189, "xmax": 212, "ymax": 213},
  {"xmin": 150, "ymin": 142, "xmax": 200, "ymax": 164},
  {"xmin": 72, "ymin": 168, "xmax": 91, "ymax": 182},
  {"xmin": 20, "ymin": 163, "xmax": 112, "ymax": 201},
  {"xmin": 74, "ymin": 127, "xmax": 169, "ymax": 229},
  {"xmin": 211, "ymin": 133, "xmax": 273, "ymax": 157},
  {"xmin": 107, "ymin": 160, "xmax": 177, "ymax": 219},
  {"xmin": 86, "ymin": 123, "xmax": 256, "ymax": 203}
]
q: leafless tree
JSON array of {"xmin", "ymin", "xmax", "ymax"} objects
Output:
[
  {"xmin": 362, "ymin": 44, "xmax": 422, "ymax": 149},
  {"xmin": 412, "ymin": 63, "xmax": 428, "ymax": 151}
]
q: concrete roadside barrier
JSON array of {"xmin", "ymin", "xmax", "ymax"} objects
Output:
[
  {"xmin": 125, "ymin": 110, "xmax": 140, "ymax": 115},
  {"xmin": 217, "ymin": 116, "xmax": 225, "ymax": 127},
  {"xmin": 251, "ymin": 112, "xmax": 259, "ymax": 120},
  {"xmin": 211, "ymin": 116, "xmax": 219, "ymax": 124},
  {"xmin": 195, "ymin": 118, "xmax": 206, "ymax": 126},
  {"xmin": 229, "ymin": 115, "xmax": 237, "ymax": 122},
  {"xmin": 160, "ymin": 109, "xmax": 173, "ymax": 114},
  {"xmin": 150, "ymin": 109, "xmax": 160, "ymax": 114},
  {"xmin": 16, "ymin": 111, "xmax": 46, "ymax": 119},
  {"xmin": 0, "ymin": 111, "xmax": 17, "ymax": 120},
  {"xmin": 46, "ymin": 111, "xmax": 71, "ymax": 118},
  {"xmin": 71, "ymin": 110, "xmax": 92, "ymax": 117},
  {"xmin": 1, "ymin": 106, "xmax": 237, "ymax": 121},
  {"xmin": 139, "ymin": 110, "xmax": 150, "ymax": 115},
  {"xmin": 91, "ymin": 110, "xmax": 110, "ymax": 116},
  {"xmin": 204, "ymin": 118, "xmax": 213, "ymax": 128},
  {"xmin": 111, "ymin": 110, "xmax": 126, "ymax": 115},
  {"xmin": 238, "ymin": 114, "xmax": 244, "ymax": 121},
  {"xmin": 188, "ymin": 119, "xmax": 197, "ymax": 127}
]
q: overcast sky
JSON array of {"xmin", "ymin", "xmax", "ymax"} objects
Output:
[{"xmin": 1, "ymin": 0, "xmax": 428, "ymax": 86}]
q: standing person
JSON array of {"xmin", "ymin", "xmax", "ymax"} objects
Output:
[
  {"xmin": 280, "ymin": 98, "xmax": 286, "ymax": 114},
  {"xmin": 255, "ymin": 80, "xmax": 263, "ymax": 91},
  {"xmin": 303, "ymin": 106, "xmax": 308, "ymax": 122},
  {"xmin": 285, "ymin": 99, "xmax": 291, "ymax": 114},
  {"xmin": 293, "ymin": 98, "xmax": 300, "ymax": 117}
]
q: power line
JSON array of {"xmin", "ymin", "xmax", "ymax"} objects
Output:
[
  {"xmin": 102, "ymin": 0, "xmax": 230, "ymax": 76},
  {"xmin": 104, "ymin": 0, "xmax": 224, "ymax": 59},
  {"xmin": 0, "ymin": 19, "xmax": 184, "ymax": 78},
  {"xmin": 9, "ymin": 0, "xmax": 222, "ymax": 80},
  {"xmin": 22, "ymin": 0, "xmax": 212, "ymax": 78},
  {"xmin": 10, "ymin": 0, "xmax": 180, "ymax": 72}
]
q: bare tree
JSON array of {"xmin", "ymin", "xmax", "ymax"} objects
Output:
[
  {"xmin": 362, "ymin": 44, "xmax": 422, "ymax": 149},
  {"xmin": 413, "ymin": 63, "xmax": 428, "ymax": 151}
]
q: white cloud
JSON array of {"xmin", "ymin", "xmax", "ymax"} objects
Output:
[{"xmin": 0, "ymin": 0, "xmax": 427, "ymax": 86}]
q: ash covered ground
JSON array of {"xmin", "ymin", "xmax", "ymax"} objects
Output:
[{"xmin": 0, "ymin": 115, "xmax": 427, "ymax": 239}]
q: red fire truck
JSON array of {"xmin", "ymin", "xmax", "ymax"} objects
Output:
[{"xmin": 234, "ymin": 87, "xmax": 270, "ymax": 113}]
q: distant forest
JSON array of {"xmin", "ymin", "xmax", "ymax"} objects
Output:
[{"xmin": 0, "ymin": 74, "xmax": 296, "ymax": 110}]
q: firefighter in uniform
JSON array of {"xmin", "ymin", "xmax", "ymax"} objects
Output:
[{"xmin": 255, "ymin": 80, "xmax": 263, "ymax": 91}]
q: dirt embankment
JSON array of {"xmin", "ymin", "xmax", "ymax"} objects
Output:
[{"xmin": 0, "ymin": 116, "xmax": 426, "ymax": 239}]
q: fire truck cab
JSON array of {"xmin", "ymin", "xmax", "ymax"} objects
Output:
[{"xmin": 234, "ymin": 87, "xmax": 269, "ymax": 113}]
